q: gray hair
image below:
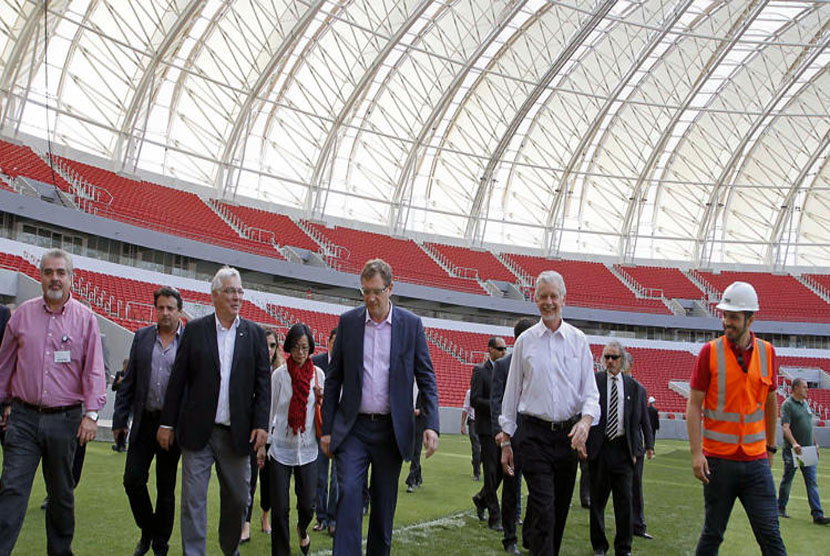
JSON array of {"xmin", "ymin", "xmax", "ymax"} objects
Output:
[
  {"xmin": 535, "ymin": 270, "xmax": 566, "ymax": 298},
  {"xmin": 40, "ymin": 249, "xmax": 73, "ymax": 274},
  {"xmin": 603, "ymin": 340, "xmax": 626, "ymax": 358},
  {"xmin": 210, "ymin": 265, "xmax": 241, "ymax": 292}
]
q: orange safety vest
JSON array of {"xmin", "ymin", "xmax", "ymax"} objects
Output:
[{"xmin": 702, "ymin": 336, "xmax": 773, "ymax": 458}]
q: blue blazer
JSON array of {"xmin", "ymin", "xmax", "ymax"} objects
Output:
[{"xmin": 322, "ymin": 305, "xmax": 439, "ymax": 461}]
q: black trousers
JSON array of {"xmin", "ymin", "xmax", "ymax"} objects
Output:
[
  {"xmin": 579, "ymin": 459, "xmax": 591, "ymax": 507},
  {"xmin": 269, "ymin": 458, "xmax": 316, "ymax": 556},
  {"xmin": 517, "ymin": 415, "xmax": 578, "ymax": 556},
  {"xmin": 406, "ymin": 416, "xmax": 426, "ymax": 487},
  {"xmin": 631, "ymin": 453, "xmax": 646, "ymax": 534},
  {"xmin": 476, "ymin": 433, "xmax": 502, "ymax": 524},
  {"xmin": 588, "ymin": 438, "xmax": 634, "ymax": 555},
  {"xmin": 501, "ymin": 464, "xmax": 523, "ymax": 548},
  {"xmin": 123, "ymin": 410, "xmax": 181, "ymax": 552},
  {"xmin": 468, "ymin": 418, "xmax": 481, "ymax": 477},
  {"xmin": 247, "ymin": 446, "xmax": 271, "ymax": 521}
]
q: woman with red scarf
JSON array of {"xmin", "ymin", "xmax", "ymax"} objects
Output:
[{"xmin": 257, "ymin": 323, "xmax": 324, "ymax": 555}]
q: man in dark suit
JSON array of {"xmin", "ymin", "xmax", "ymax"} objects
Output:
[
  {"xmin": 113, "ymin": 287, "xmax": 184, "ymax": 556},
  {"xmin": 623, "ymin": 352, "xmax": 655, "ymax": 541},
  {"xmin": 157, "ymin": 267, "xmax": 270, "ymax": 556},
  {"xmin": 321, "ymin": 258, "xmax": 440, "ymax": 556},
  {"xmin": 471, "ymin": 336, "xmax": 507, "ymax": 531},
  {"xmin": 491, "ymin": 319, "xmax": 534, "ymax": 555},
  {"xmin": 312, "ymin": 329, "xmax": 338, "ymax": 535},
  {"xmin": 587, "ymin": 341, "xmax": 653, "ymax": 556}
]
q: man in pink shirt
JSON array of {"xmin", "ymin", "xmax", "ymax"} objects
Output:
[{"xmin": 0, "ymin": 248, "xmax": 106, "ymax": 556}]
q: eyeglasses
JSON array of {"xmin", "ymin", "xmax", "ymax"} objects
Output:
[
  {"xmin": 493, "ymin": 346, "xmax": 507, "ymax": 352},
  {"xmin": 360, "ymin": 286, "xmax": 389, "ymax": 297},
  {"xmin": 291, "ymin": 344, "xmax": 310, "ymax": 353},
  {"xmin": 604, "ymin": 354, "xmax": 621, "ymax": 360},
  {"xmin": 220, "ymin": 287, "xmax": 244, "ymax": 296}
]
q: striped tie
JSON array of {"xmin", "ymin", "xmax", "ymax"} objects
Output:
[{"xmin": 606, "ymin": 376, "xmax": 619, "ymax": 440}]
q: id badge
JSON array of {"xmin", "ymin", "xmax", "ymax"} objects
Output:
[{"xmin": 54, "ymin": 350, "xmax": 71, "ymax": 363}]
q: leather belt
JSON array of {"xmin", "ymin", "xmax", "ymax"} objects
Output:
[
  {"xmin": 358, "ymin": 413, "xmax": 391, "ymax": 421},
  {"xmin": 13, "ymin": 399, "xmax": 81, "ymax": 414},
  {"xmin": 522, "ymin": 413, "xmax": 581, "ymax": 432}
]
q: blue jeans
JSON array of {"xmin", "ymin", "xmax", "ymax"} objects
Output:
[
  {"xmin": 778, "ymin": 447, "xmax": 823, "ymax": 518},
  {"xmin": 696, "ymin": 457, "xmax": 786, "ymax": 555}
]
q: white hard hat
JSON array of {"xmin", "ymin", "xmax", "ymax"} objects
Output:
[
  {"xmin": 716, "ymin": 281, "xmax": 759, "ymax": 312},
  {"xmin": 648, "ymin": 396, "xmax": 656, "ymax": 404}
]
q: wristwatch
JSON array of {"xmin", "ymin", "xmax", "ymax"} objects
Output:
[
  {"xmin": 766, "ymin": 444, "xmax": 777, "ymax": 454},
  {"xmin": 85, "ymin": 411, "xmax": 99, "ymax": 422}
]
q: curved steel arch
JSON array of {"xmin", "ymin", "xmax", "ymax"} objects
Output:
[
  {"xmin": 466, "ymin": 0, "xmax": 618, "ymax": 244},
  {"xmin": 305, "ymin": 0, "xmax": 433, "ymax": 218},
  {"xmin": 616, "ymin": 0, "xmax": 768, "ymax": 264},
  {"xmin": 387, "ymin": 0, "xmax": 528, "ymax": 235},
  {"xmin": 523, "ymin": 0, "xmax": 694, "ymax": 256},
  {"xmin": 115, "ymin": 0, "xmax": 207, "ymax": 169},
  {"xmin": 697, "ymin": 21, "xmax": 829, "ymax": 264},
  {"xmin": 768, "ymin": 129, "xmax": 829, "ymax": 266},
  {"xmin": 217, "ymin": 1, "xmax": 324, "ymax": 197}
]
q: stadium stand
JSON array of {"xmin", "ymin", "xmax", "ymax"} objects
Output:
[
  {"xmin": 504, "ymin": 254, "xmax": 671, "ymax": 314},
  {"xmin": 211, "ymin": 201, "xmax": 320, "ymax": 252},
  {"xmin": 303, "ymin": 222, "xmax": 486, "ymax": 294},
  {"xmin": 51, "ymin": 156, "xmax": 281, "ymax": 258},
  {"xmin": 618, "ymin": 264, "xmax": 704, "ymax": 300},
  {"xmin": 697, "ymin": 270, "xmax": 829, "ymax": 323},
  {"xmin": 425, "ymin": 242, "xmax": 518, "ymax": 284},
  {"xmin": 0, "ymin": 140, "xmax": 75, "ymax": 194}
]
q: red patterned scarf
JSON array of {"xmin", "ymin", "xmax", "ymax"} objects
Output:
[{"xmin": 286, "ymin": 356, "xmax": 314, "ymax": 435}]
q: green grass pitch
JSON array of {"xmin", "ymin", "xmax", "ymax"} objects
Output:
[{"xmin": 2, "ymin": 436, "xmax": 828, "ymax": 554}]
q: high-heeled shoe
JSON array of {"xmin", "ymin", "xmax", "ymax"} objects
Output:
[
  {"xmin": 298, "ymin": 526, "xmax": 310, "ymax": 555},
  {"xmin": 261, "ymin": 512, "xmax": 271, "ymax": 534}
]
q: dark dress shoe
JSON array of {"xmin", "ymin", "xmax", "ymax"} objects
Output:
[
  {"xmin": 488, "ymin": 521, "xmax": 503, "ymax": 532},
  {"xmin": 406, "ymin": 485, "xmax": 415, "ymax": 493},
  {"xmin": 133, "ymin": 536, "xmax": 151, "ymax": 556},
  {"xmin": 472, "ymin": 495, "xmax": 487, "ymax": 521},
  {"xmin": 814, "ymin": 516, "xmax": 830, "ymax": 525},
  {"xmin": 633, "ymin": 530, "xmax": 654, "ymax": 539},
  {"xmin": 504, "ymin": 542, "xmax": 521, "ymax": 555},
  {"xmin": 778, "ymin": 508, "xmax": 790, "ymax": 518}
]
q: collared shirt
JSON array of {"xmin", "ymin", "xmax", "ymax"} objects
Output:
[
  {"xmin": 462, "ymin": 388, "xmax": 475, "ymax": 420},
  {"xmin": 607, "ymin": 372, "xmax": 625, "ymax": 437},
  {"xmin": 0, "ymin": 294, "xmax": 106, "ymax": 411},
  {"xmin": 499, "ymin": 319, "xmax": 600, "ymax": 437},
  {"xmin": 145, "ymin": 323, "xmax": 182, "ymax": 412},
  {"xmin": 780, "ymin": 395, "xmax": 813, "ymax": 448},
  {"xmin": 267, "ymin": 363, "xmax": 325, "ymax": 466},
  {"xmin": 215, "ymin": 315, "xmax": 240, "ymax": 426},
  {"xmin": 359, "ymin": 304, "xmax": 393, "ymax": 414}
]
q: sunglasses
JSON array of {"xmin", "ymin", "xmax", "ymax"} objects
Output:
[
  {"xmin": 604, "ymin": 354, "xmax": 621, "ymax": 360},
  {"xmin": 493, "ymin": 346, "xmax": 507, "ymax": 352}
]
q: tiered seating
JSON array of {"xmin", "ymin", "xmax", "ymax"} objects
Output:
[
  {"xmin": 214, "ymin": 202, "xmax": 319, "ymax": 251},
  {"xmin": 0, "ymin": 252, "xmax": 39, "ymax": 280},
  {"xmin": 268, "ymin": 304, "xmax": 339, "ymax": 348},
  {"xmin": 504, "ymin": 255, "xmax": 670, "ymax": 314},
  {"xmin": 0, "ymin": 177, "xmax": 13, "ymax": 191},
  {"xmin": 698, "ymin": 270, "xmax": 829, "ymax": 323},
  {"xmin": 54, "ymin": 157, "xmax": 281, "ymax": 259},
  {"xmin": 426, "ymin": 242, "xmax": 517, "ymax": 283},
  {"xmin": 619, "ymin": 265, "xmax": 703, "ymax": 300},
  {"xmin": 0, "ymin": 140, "xmax": 74, "ymax": 193},
  {"xmin": 429, "ymin": 347, "xmax": 473, "ymax": 408},
  {"xmin": 304, "ymin": 223, "xmax": 485, "ymax": 294},
  {"xmin": 804, "ymin": 273, "xmax": 830, "ymax": 296}
]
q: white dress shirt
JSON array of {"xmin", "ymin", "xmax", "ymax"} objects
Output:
[
  {"xmin": 499, "ymin": 319, "xmax": 600, "ymax": 437},
  {"xmin": 214, "ymin": 315, "xmax": 239, "ymax": 426},
  {"xmin": 462, "ymin": 388, "xmax": 475, "ymax": 420},
  {"xmin": 606, "ymin": 372, "xmax": 625, "ymax": 437},
  {"xmin": 267, "ymin": 364, "xmax": 325, "ymax": 466},
  {"xmin": 359, "ymin": 304, "xmax": 393, "ymax": 414}
]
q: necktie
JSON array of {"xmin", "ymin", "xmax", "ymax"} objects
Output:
[{"xmin": 606, "ymin": 376, "xmax": 619, "ymax": 440}]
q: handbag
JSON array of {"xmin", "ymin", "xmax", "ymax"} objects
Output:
[{"xmin": 313, "ymin": 369, "xmax": 323, "ymax": 439}]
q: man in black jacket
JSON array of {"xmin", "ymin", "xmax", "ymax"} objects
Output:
[
  {"xmin": 471, "ymin": 336, "xmax": 507, "ymax": 530},
  {"xmin": 113, "ymin": 287, "xmax": 184, "ymax": 556},
  {"xmin": 312, "ymin": 329, "xmax": 338, "ymax": 535},
  {"xmin": 587, "ymin": 341, "xmax": 653, "ymax": 556},
  {"xmin": 624, "ymin": 352, "xmax": 656, "ymax": 540},
  {"xmin": 491, "ymin": 319, "xmax": 534, "ymax": 555},
  {"xmin": 157, "ymin": 267, "xmax": 270, "ymax": 556}
]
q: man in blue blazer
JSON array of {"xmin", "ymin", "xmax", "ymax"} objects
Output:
[
  {"xmin": 157, "ymin": 267, "xmax": 270, "ymax": 556},
  {"xmin": 113, "ymin": 287, "xmax": 184, "ymax": 556},
  {"xmin": 321, "ymin": 259, "xmax": 440, "ymax": 556}
]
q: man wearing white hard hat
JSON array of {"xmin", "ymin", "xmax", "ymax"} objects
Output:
[{"xmin": 686, "ymin": 281, "xmax": 786, "ymax": 554}]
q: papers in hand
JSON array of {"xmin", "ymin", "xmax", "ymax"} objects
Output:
[{"xmin": 795, "ymin": 445, "xmax": 819, "ymax": 467}]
